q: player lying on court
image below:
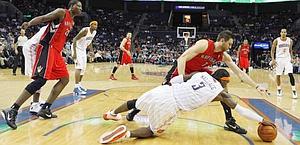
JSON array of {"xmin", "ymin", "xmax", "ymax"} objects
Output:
[{"xmin": 100, "ymin": 69, "xmax": 273, "ymax": 144}]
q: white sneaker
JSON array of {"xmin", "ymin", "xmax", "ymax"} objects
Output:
[
  {"xmin": 292, "ymin": 91, "xmax": 298, "ymax": 99},
  {"xmin": 29, "ymin": 102, "xmax": 42, "ymax": 114},
  {"xmin": 99, "ymin": 125, "xmax": 128, "ymax": 144},
  {"xmin": 277, "ymin": 89, "xmax": 282, "ymax": 97},
  {"xmin": 103, "ymin": 111, "xmax": 122, "ymax": 121}
]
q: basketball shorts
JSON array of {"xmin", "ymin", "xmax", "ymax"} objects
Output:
[
  {"xmin": 23, "ymin": 42, "xmax": 37, "ymax": 77},
  {"xmin": 239, "ymin": 57, "xmax": 249, "ymax": 69},
  {"xmin": 136, "ymin": 85, "xmax": 178, "ymax": 135},
  {"xmin": 32, "ymin": 42, "xmax": 69, "ymax": 80},
  {"xmin": 73, "ymin": 48, "xmax": 87, "ymax": 75},
  {"xmin": 276, "ymin": 57, "xmax": 293, "ymax": 75},
  {"xmin": 117, "ymin": 52, "xmax": 132, "ymax": 65}
]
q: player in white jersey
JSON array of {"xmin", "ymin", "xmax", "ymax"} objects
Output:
[
  {"xmin": 72, "ymin": 21, "xmax": 98, "ymax": 96},
  {"xmin": 99, "ymin": 69, "xmax": 272, "ymax": 144},
  {"xmin": 271, "ymin": 29, "xmax": 297, "ymax": 98},
  {"xmin": 23, "ymin": 25, "xmax": 48, "ymax": 114}
]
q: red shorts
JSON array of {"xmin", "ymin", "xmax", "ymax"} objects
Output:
[
  {"xmin": 118, "ymin": 52, "xmax": 132, "ymax": 65},
  {"xmin": 239, "ymin": 57, "xmax": 249, "ymax": 69},
  {"xmin": 32, "ymin": 43, "xmax": 69, "ymax": 80}
]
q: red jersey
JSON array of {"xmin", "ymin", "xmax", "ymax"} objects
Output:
[
  {"xmin": 124, "ymin": 38, "xmax": 131, "ymax": 51},
  {"xmin": 173, "ymin": 40, "xmax": 224, "ymax": 76},
  {"xmin": 42, "ymin": 9, "xmax": 74, "ymax": 52},
  {"xmin": 239, "ymin": 44, "xmax": 250, "ymax": 58}
]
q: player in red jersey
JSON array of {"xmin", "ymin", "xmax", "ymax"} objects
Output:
[
  {"xmin": 127, "ymin": 30, "xmax": 268, "ymax": 134},
  {"xmin": 109, "ymin": 32, "xmax": 139, "ymax": 80},
  {"xmin": 237, "ymin": 39, "xmax": 250, "ymax": 74},
  {"xmin": 1, "ymin": 0, "xmax": 82, "ymax": 130}
]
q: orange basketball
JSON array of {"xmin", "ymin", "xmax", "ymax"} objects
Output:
[{"xmin": 257, "ymin": 121, "xmax": 277, "ymax": 142}]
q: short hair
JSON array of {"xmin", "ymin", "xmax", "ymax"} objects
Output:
[
  {"xmin": 217, "ymin": 30, "xmax": 233, "ymax": 42},
  {"xmin": 68, "ymin": 0, "xmax": 80, "ymax": 8},
  {"xmin": 212, "ymin": 69, "xmax": 230, "ymax": 82}
]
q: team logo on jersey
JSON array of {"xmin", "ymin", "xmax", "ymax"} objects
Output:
[
  {"xmin": 278, "ymin": 44, "xmax": 289, "ymax": 48},
  {"xmin": 37, "ymin": 65, "xmax": 43, "ymax": 73},
  {"xmin": 200, "ymin": 54, "xmax": 219, "ymax": 64}
]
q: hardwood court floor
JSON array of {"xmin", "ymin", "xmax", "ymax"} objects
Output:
[{"xmin": 0, "ymin": 63, "xmax": 299, "ymax": 145}]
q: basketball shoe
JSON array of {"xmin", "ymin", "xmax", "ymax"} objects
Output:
[
  {"xmin": 224, "ymin": 118, "xmax": 247, "ymax": 134},
  {"xmin": 1, "ymin": 108, "xmax": 18, "ymax": 129},
  {"xmin": 99, "ymin": 125, "xmax": 129, "ymax": 144},
  {"xmin": 103, "ymin": 111, "xmax": 122, "ymax": 121}
]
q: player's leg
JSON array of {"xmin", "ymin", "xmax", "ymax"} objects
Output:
[
  {"xmin": 103, "ymin": 99, "xmax": 139, "ymax": 121},
  {"xmin": 275, "ymin": 59, "xmax": 284, "ymax": 96},
  {"xmin": 1, "ymin": 77, "xmax": 47, "ymax": 129},
  {"xmin": 38, "ymin": 76, "xmax": 69, "ymax": 119},
  {"xmin": 20, "ymin": 48, "xmax": 25, "ymax": 75},
  {"xmin": 220, "ymin": 101, "xmax": 247, "ymax": 134},
  {"xmin": 109, "ymin": 52, "xmax": 122, "ymax": 80},
  {"xmin": 129, "ymin": 63, "xmax": 138, "ymax": 80},
  {"xmin": 214, "ymin": 92, "xmax": 263, "ymax": 123}
]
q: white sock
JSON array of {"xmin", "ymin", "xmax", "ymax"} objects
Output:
[
  {"xmin": 292, "ymin": 86, "xmax": 296, "ymax": 91},
  {"xmin": 75, "ymin": 84, "xmax": 80, "ymax": 88},
  {"xmin": 234, "ymin": 104, "xmax": 263, "ymax": 122},
  {"xmin": 277, "ymin": 86, "xmax": 281, "ymax": 90},
  {"xmin": 125, "ymin": 131, "xmax": 131, "ymax": 138}
]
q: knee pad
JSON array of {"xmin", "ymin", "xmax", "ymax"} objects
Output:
[
  {"xmin": 25, "ymin": 78, "xmax": 47, "ymax": 94},
  {"xmin": 127, "ymin": 99, "xmax": 137, "ymax": 110}
]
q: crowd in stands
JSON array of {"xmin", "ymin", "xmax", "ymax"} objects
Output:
[{"xmin": 0, "ymin": 0, "xmax": 299, "ymax": 73}]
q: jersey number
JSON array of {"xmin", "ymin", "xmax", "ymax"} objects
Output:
[{"xmin": 192, "ymin": 82, "xmax": 206, "ymax": 90}]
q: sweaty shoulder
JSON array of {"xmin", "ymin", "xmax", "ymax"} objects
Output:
[
  {"xmin": 194, "ymin": 39, "xmax": 209, "ymax": 53},
  {"xmin": 54, "ymin": 8, "xmax": 66, "ymax": 18}
]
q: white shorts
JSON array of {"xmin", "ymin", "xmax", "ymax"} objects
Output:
[
  {"xmin": 73, "ymin": 48, "xmax": 87, "ymax": 75},
  {"xmin": 276, "ymin": 57, "xmax": 293, "ymax": 75},
  {"xmin": 136, "ymin": 85, "xmax": 178, "ymax": 135},
  {"xmin": 23, "ymin": 42, "xmax": 37, "ymax": 77}
]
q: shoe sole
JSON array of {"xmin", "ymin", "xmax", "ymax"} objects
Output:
[
  {"xmin": 103, "ymin": 113, "xmax": 121, "ymax": 121},
  {"xmin": 224, "ymin": 126, "xmax": 247, "ymax": 134},
  {"xmin": 99, "ymin": 125, "xmax": 127, "ymax": 144}
]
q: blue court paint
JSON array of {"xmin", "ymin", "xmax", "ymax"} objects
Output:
[
  {"xmin": 0, "ymin": 89, "xmax": 104, "ymax": 133},
  {"xmin": 243, "ymin": 98, "xmax": 300, "ymax": 144}
]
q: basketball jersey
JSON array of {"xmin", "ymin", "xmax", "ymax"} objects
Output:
[
  {"xmin": 26, "ymin": 26, "xmax": 48, "ymax": 45},
  {"xmin": 239, "ymin": 44, "xmax": 250, "ymax": 58},
  {"xmin": 76, "ymin": 27, "xmax": 97, "ymax": 51},
  {"xmin": 172, "ymin": 72, "xmax": 223, "ymax": 111},
  {"xmin": 173, "ymin": 40, "xmax": 224, "ymax": 75},
  {"xmin": 41, "ymin": 9, "xmax": 74, "ymax": 52},
  {"xmin": 276, "ymin": 37, "xmax": 291, "ymax": 59},
  {"xmin": 124, "ymin": 38, "xmax": 131, "ymax": 51}
]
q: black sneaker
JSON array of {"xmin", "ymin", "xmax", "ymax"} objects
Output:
[
  {"xmin": 38, "ymin": 108, "xmax": 57, "ymax": 119},
  {"xmin": 224, "ymin": 118, "xmax": 247, "ymax": 134},
  {"xmin": 1, "ymin": 109, "xmax": 18, "ymax": 129},
  {"xmin": 126, "ymin": 109, "xmax": 140, "ymax": 121}
]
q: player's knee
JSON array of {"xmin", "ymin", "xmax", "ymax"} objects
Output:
[
  {"xmin": 127, "ymin": 99, "xmax": 137, "ymax": 110},
  {"xmin": 60, "ymin": 77, "xmax": 69, "ymax": 86},
  {"xmin": 25, "ymin": 78, "xmax": 47, "ymax": 95}
]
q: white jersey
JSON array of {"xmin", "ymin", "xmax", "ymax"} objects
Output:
[
  {"xmin": 26, "ymin": 26, "xmax": 47, "ymax": 45},
  {"xmin": 76, "ymin": 27, "xmax": 97, "ymax": 51},
  {"xmin": 276, "ymin": 37, "xmax": 291, "ymax": 59},
  {"xmin": 172, "ymin": 72, "xmax": 224, "ymax": 111}
]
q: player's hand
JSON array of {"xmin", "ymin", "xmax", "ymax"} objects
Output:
[
  {"xmin": 21, "ymin": 22, "xmax": 30, "ymax": 30},
  {"xmin": 270, "ymin": 60, "xmax": 276, "ymax": 67},
  {"xmin": 256, "ymin": 84, "xmax": 270, "ymax": 97},
  {"xmin": 126, "ymin": 51, "xmax": 131, "ymax": 56}
]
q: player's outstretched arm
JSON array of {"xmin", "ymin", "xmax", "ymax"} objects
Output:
[
  {"xmin": 21, "ymin": 8, "xmax": 65, "ymax": 30},
  {"xmin": 177, "ymin": 39, "xmax": 208, "ymax": 75},
  {"xmin": 215, "ymin": 91, "xmax": 264, "ymax": 123}
]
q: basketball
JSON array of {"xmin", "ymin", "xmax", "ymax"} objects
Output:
[{"xmin": 257, "ymin": 121, "xmax": 277, "ymax": 142}]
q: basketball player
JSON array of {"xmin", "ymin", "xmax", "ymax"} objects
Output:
[
  {"xmin": 1, "ymin": 0, "xmax": 82, "ymax": 130},
  {"xmin": 270, "ymin": 28, "xmax": 298, "ymax": 99},
  {"xmin": 23, "ymin": 25, "xmax": 48, "ymax": 114},
  {"xmin": 237, "ymin": 39, "xmax": 250, "ymax": 74},
  {"xmin": 13, "ymin": 29, "xmax": 28, "ymax": 76},
  {"xmin": 109, "ymin": 32, "xmax": 139, "ymax": 80},
  {"xmin": 128, "ymin": 30, "xmax": 268, "ymax": 134},
  {"xmin": 72, "ymin": 21, "xmax": 98, "ymax": 96},
  {"xmin": 100, "ymin": 69, "xmax": 271, "ymax": 144}
]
